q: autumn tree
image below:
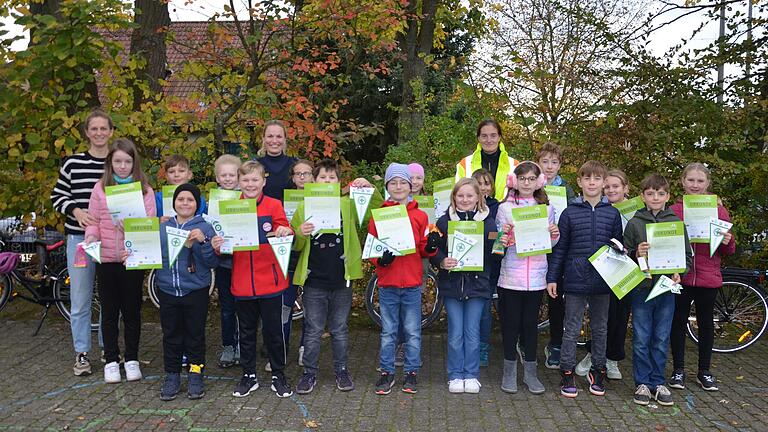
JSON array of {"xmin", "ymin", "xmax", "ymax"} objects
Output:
[{"xmin": 130, "ymin": 0, "xmax": 170, "ymax": 110}]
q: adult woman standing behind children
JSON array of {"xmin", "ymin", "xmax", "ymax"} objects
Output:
[
  {"xmin": 668, "ymin": 163, "xmax": 735, "ymax": 391},
  {"xmin": 455, "ymin": 119, "xmax": 520, "ymax": 201},
  {"xmin": 257, "ymin": 120, "xmax": 297, "ymax": 201}
]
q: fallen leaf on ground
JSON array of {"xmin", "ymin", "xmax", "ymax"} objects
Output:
[
  {"xmin": 655, "ymin": 424, "xmax": 666, "ymax": 431},
  {"xmin": 304, "ymin": 419, "xmax": 320, "ymax": 428}
]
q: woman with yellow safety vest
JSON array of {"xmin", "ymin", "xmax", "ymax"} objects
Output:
[{"xmin": 455, "ymin": 120, "xmax": 520, "ymax": 201}]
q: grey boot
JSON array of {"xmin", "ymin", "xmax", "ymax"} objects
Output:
[
  {"xmin": 501, "ymin": 359, "xmax": 518, "ymax": 393},
  {"xmin": 523, "ymin": 361, "xmax": 545, "ymax": 394}
]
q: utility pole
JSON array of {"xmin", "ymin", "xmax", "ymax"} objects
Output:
[{"xmin": 716, "ymin": 0, "xmax": 726, "ymax": 104}]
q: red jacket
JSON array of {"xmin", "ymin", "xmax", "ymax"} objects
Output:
[
  {"xmin": 368, "ymin": 200, "xmax": 435, "ymax": 288},
  {"xmin": 670, "ymin": 200, "xmax": 736, "ymax": 288},
  {"xmin": 231, "ymin": 194, "xmax": 293, "ymax": 298}
]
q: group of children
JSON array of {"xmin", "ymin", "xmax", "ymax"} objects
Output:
[{"xmin": 78, "ymin": 118, "xmax": 734, "ymax": 407}]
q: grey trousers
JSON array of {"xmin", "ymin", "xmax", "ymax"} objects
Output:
[{"xmin": 560, "ymin": 293, "xmax": 610, "ymax": 371}]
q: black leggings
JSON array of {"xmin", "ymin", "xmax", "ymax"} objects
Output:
[
  {"xmin": 97, "ymin": 263, "xmax": 145, "ymax": 363},
  {"xmin": 498, "ymin": 289, "xmax": 542, "ymax": 362},
  {"xmin": 670, "ymin": 285, "xmax": 718, "ymax": 371}
]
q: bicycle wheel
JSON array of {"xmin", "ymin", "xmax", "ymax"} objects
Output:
[
  {"xmin": 364, "ymin": 269, "xmax": 443, "ymax": 329},
  {"xmin": 0, "ymin": 274, "xmax": 12, "ymax": 312},
  {"xmin": 53, "ymin": 268, "xmax": 100, "ymax": 332},
  {"xmin": 292, "ymin": 285, "xmax": 304, "ymax": 321},
  {"xmin": 686, "ymin": 281, "xmax": 768, "ymax": 353},
  {"xmin": 148, "ymin": 268, "xmax": 217, "ymax": 308}
]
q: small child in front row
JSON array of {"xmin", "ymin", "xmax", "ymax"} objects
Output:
[
  {"xmin": 545, "ymin": 161, "xmax": 623, "ymax": 398},
  {"xmin": 370, "ymin": 163, "xmax": 440, "ymax": 395},
  {"xmin": 152, "ymin": 184, "xmax": 223, "ymax": 401},
  {"xmin": 496, "ymin": 162, "xmax": 559, "ymax": 394},
  {"xmin": 623, "ymin": 173, "xmax": 692, "ymax": 407},
  {"xmin": 156, "ymin": 155, "xmax": 207, "ymax": 221},
  {"xmin": 431, "ymin": 178, "xmax": 498, "ymax": 394}
]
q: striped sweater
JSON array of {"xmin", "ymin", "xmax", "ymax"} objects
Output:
[{"xmin": 50, "ymin": 152, "xmax": 106, "ymax": 235}]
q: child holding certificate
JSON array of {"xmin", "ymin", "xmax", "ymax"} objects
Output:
[
  {"xmin": 84, "ymin": 138, "xmax": 156, "ymax": 384},
  {"xmin": 220, "ymin": 161, "xmax": 295, "ymax": 399},
  {"xmin": 669, "ymin": 163, "xmax": 735, "ymax": 392},
  {"xmin": 209, "ymin": 155, "xmax": 242, "ymax": 369},
  {"xmin": 430, "ymin": 178, "xmax": 498, "ymax": 394},
  {"xmin": 155, "ymin": 155, "xmax": 207, "ymax": 220},
  {"xmin": 370, "ymin": 163, "xmax": 440, "ymax": 395},
  {"xmin": 292, "ymin": 159, "xmax": 381, "ymax": 394},
  {"xmin": 496, "ymin": 162, "xmax": 559, "ymax": 394},
  {"xmin": 623, "ymin": 174, "xmax": 693, "ymax": 407},
  {"xmin": 154, "ymin": 184, "xmax": 223, "ymax": 401},
  {"xmin": 545, "ymin": 161, "xmax": 623, "ymax": 398}
]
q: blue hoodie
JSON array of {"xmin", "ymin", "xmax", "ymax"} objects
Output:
[{"xmin": 155, "ymin": 215, "xmax": 219, "ymax": 297}]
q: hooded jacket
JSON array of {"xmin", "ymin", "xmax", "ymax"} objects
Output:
[{"xmin": 155, "ymin": 215, "xmax": 219, "ymax": 297}]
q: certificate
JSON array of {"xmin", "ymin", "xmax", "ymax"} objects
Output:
[
  {"xmin": 372, "ymin": 205, "xmax": 416, "ymax": 255},
  {"xmin": 510, "ymin": 205, "xmax": 552, "ymax": 257},
  {"xmin": 208, "ymin": 188, "xmax": 241, "ymax": 219},
  {"xmin": 414, "ymin": 195, "xmax": 436, "ymax": 225},
  {"xmin": 162, "ymin": 185, "xmax": 179, "ymax": 217},
  {"xmin": 433, "ymin": 178, "xmax": 454, "ymax": 219},
  {"xmin": 283, "ymin": 189, "xmax": 305, "ymax": 223},
  {"xmin": 683, "ymin": 195, "xmax": 718, "ymax": 243},
  {"xmin": 646, "ymin": 221, "xmax": 687, "ymax": 274},
  {"xmin": 544, "ymin": 186, "xmax": 567, "ymax": 224},
  {"xmin": 105, "ymin": 182, "xmax": 147, "ymax": 224},
  {"xmin": 588, "ymin": 245, "xmax": 645, "ymax": 299},
  {"xmin": 304, "ymin": 183, "xmax": 341, "ymax": 234},
  {"xmin": 448, "ymin": 221, "xmax": 484, "ymax": 271},
  {"xmin": 218, "ymin": 199, "xmax": 260, "ymax": 251},
  {"xmin": 123, "ymin": 217, "xmax": 162, "ymax": 270},
  {"xmin": 613, "ymin": 196, "xmax": 644, "ymax": 227}
]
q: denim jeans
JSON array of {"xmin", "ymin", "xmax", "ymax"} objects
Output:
[
  {"xmin": 379, "ymin": 286, "xmax": 421, "ymax": 374},
  {"xmin": 444, "ymin": 297, "xmax": 485, "ymax": 380},
  {"xmin": 631, "ymin": 287, "xmax": 675, "ymax": 387},
  {"xmin": 215, "ymin": 266, "xmax": 238, "ymax": 347},
  {"xmin": 66, "ymin": 234, "xmax": 102, "ymax": 354},
  {"xmin": 301, "ymin": 284, "xmax": 352, "ymax": 375},
  {"xmin": 561, "ymin": 293, "xmax": 609, "ymax": 371}
]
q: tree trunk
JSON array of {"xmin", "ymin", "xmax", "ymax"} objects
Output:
[{"xmin": 130, "ymin": 0, "xmax": 170, "ymax": 111}]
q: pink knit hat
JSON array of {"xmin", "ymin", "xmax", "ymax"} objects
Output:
[{"xmin": 407, "ymin": 162, "xmax": 424, "ymax": 177}]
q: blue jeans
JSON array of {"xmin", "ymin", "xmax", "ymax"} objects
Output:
[
  {"xmin": 445, "ymin": 297, "xmax": 485, "ymax": 380},
  {"xmin": 631, "ymin": 287, "xmax": 675, "ymax": 387},
  {"xmin": 302, "ymin": 284, "xmax": 352, "ymax": 374},
  {"xmin": 66, "ymin": 234, "xmax": 102, "ymax": 353},
  {"xmin": 215, "ymin": 266, "xmax": 238, "ymax": 347},
  {"xmin": 379, "ymin": 286, "xmax": 421, "ymax": 374}
]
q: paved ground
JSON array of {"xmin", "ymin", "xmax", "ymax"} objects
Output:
[{"xmin": 1, "ymin": 301, "xmax": 767, "ymax": 432}]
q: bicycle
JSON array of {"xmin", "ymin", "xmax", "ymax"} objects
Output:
[{"xmin": 364, "ymin": 266, "xmax": 443, "ymax": 329}]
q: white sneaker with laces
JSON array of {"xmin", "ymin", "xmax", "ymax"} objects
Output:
[
  {"xmin": 606, "ymin": 359, "xmax": 622, "ymax": 380},
  {"xmin": 464, "ymin": 378, "xmax": 481, "ymax": 394},
  {"xmin": 448, "ymin": 379, "xmax": 464, "ymax": 393},
  {"xmin": 104, "ymin": 361, "xmax": 121, "ymax": 384},
  {"xmin": 124, "ymin": 360, "xmax": 142, "ymax": 382},
  {"xmin": 575, "ymin": 353, "xmax": 592, "ymax": 377},
  {"xmin": 264, "ymin": 361, "xmax": 272, "ymax": 372}
]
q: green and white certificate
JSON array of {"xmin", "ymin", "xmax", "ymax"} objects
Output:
[
  {"xmin": 510, "ymin": 204, "xmax": 552, "ymax": 257},
  {"xmin": 304, "ymin": 183, "xmax": 341, "ymax": 234},
  {"xmin": 105, "ymin": 182, "xmax": 147, "ymax": 224},
  {"xmin": 283, "ymin": 189, "xmax": 305, "ymax": 224},
  {"xmin": 588, "ymin": 245, "xmax": 645, "ymax": 299},
  {"xmin": 448, "ymin": 221, "xmax": 484, "ymax": 271},
  {"xmin": 433, "ymin": 178, "xmax": 454, "ymax": 219},
  {"xmin": 646, "ymin": 221, "xmax": 687, "ymax": 274},
  {"xmin": 218, "ymin": 199, "xmax": 260, "ymax": 251},
  {"xmin": 372, "ymin": 205, "xmax": 416, "ymax": 255},
  {"xmin": 414, "ymin": 195, "xmax": 436, "ymax": 225},
  {"xmin": 683, "ymin": 195, "xmax": 718, "ymax": 243},
  {"xmin": 613, "ymin": 196, "xmax": 644, "ymax": 226},
  {"xmin": 162, "ymin": 185, "xmax": 179, "ymax": 217},
  {"xmin": 544, "ymin": 186, "xmax": 567, "ymax": 224},
  {"xmin": 208, "ymin": 188, "xmax": 241, "ymax": 219},
  {"xmin": 123, "ymin": 217, "xmax": 162, "ymax": 270}
]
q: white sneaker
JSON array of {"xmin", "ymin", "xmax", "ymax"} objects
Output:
[
  {"xmin": 575, "ymin": 353, "xmax": 592, "ymax": 377},
  {"xmin": 606, "ymin": 359, "xmax": 622, "ymax": 380},
  {"xmin": 124, "ymin": 360, "xmax": 142, "ymax": 382},
  {"xmin": 104, "ymin": 362, "xmax": 121, "ymax": 383},
  {"xmin": 264, "ymin": 361, "xmax": 272, "ymax": 372},
  {"xmin": 448, "ymin": 379, "xmax": 464, "ymax": 393},
  {"xmin": 464, "ymin": 378, "xmax": 481, "ymax": 394},
  {"xmin": 298, "ymin": 346, "xmax": 305, "ymax": 367}
]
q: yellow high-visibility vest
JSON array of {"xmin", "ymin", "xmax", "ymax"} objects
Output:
[{"xmin": 455, "ymin": 141, "xmax": 520, "ymax": 201}]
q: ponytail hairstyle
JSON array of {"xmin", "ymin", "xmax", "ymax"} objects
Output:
[
  {"xmin": 507, "ymin": 161, "xmax": 549, "ymax": 205},
  {"xmin": 101, "ymin": 138, "xmax": 151, "ymax": 193},
  {"xmin": 257, "ymin": 119, "xmax": 288, "ymax": 157},
  {"xmin": 680, "ymin": 162, "xmax": 712, "ymax": 193},
  {"xmin": 607, "ymin": 169, "xmax": 630, "ymax": 198},
  {"xmin": 83, "ymin": 109, "xmax": 114, "ymax": 132}
]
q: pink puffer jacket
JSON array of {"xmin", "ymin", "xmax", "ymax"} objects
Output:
[
  {"xmin": 670, "ymin": 200, "xmax": 736, "ymax": 288},
  {"xmin": 85, "ymin": 181, "xmax": 156, "ymax": 263},
  {"xmin": 496, "ymin": 198, "xmax": 559, "ymax": 291}
]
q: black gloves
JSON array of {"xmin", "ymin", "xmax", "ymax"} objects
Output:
[
  {"xmin": 379, "ymin": 249, "xmax": 395, "ymax": 267},
  {"xmin": 425, "ymin": 231, "xmax": 441, "ymax": 253}
]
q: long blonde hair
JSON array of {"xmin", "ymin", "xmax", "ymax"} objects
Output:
[
  {"xmin": 450, "ymin": 178, "xmax": 488, "ymax": 213},
  {"xmin": 681, "ymin": 162, "xmax": 711, "ymax": 193}
]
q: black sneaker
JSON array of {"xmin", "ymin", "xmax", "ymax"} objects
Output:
[
  {"xmin": 588, "ymin": 366, "xmax": 606, "ymax": 396},
  {"xmin": 633, "ymin": 384, "xmax": 652, "ymax": 406},
  {"xmin": 160, "ymin": 373, "xmax": 181, "ymax": 401},
  {"xmin": 296, "ymin": 373, "xmax": 316, "ymax": 395},
  {"xmin": 402, "ymin": 371, "xmax": 418, "ymax": 394},
  {"xmin": 271, "ymin": 374, "xmax": 293, "ymax": 398},
  {"xmin": 560, "ymin": 370, "xmax": 578, "ymax": 398},
  {"xmin": 187, "ymin": 367, "xmax": 205, "ymax": 400},
  {"xmin": 696, "ymin": 371, "xmax": 719, "ymax": 391},
  {"xmin": 232, "ymin": 374, "xmax": 259, "ymax": 398},
  {"xmin": 668, "ymin": 369, "xmax": 686, "ymax": 389},
  {"xmin": 336, "ymin": 367, "xmax": 355, "ymax": 392},
  {"xmin": 375, "ymin": 372, "xmax": 395, "ymax": 395},
  {"xmin": 654, "ymin": 385, "xmax": 674, "ymax": 406}
]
